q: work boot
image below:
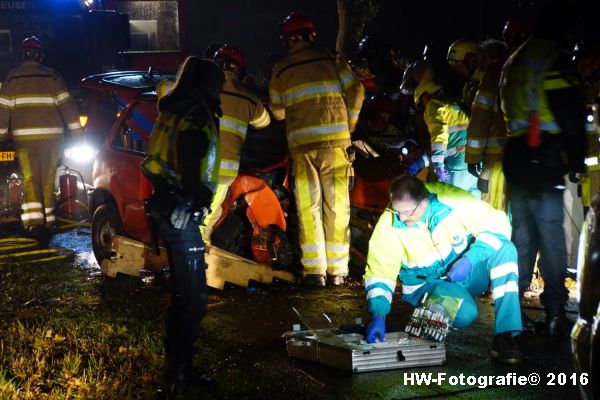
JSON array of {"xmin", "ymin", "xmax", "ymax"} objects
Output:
[
  {"xmin": 46, "ymin": 221, "xmax": 61, "ymax": 236},
  {"xmin": 545, "ymin": 312, "xmax": 570, "ymax": 337},
  {"xmin": 29, "ymin": 225, "xmax": 51, "ymax": 249},
  {"xmin": 303, "ymin": 274, "xmax": 326, "ymax": 287},
  {"xmin": 14, "ymin": 224, "xmax": 35, "ymax": 239},
  {"xmin": 521, "ymin": 311, "xmax": 537, "ymax": 333},
  {"xmin": 327, "ymin": 275, "xmax": 345, "ymax": 286},
  {"xmin": 165, "ymin": 362, "xmax": 215, "ymax": 398},
  {"xmin": 490, "ymin": 332, "xmax": 523, "ymax": 365}
]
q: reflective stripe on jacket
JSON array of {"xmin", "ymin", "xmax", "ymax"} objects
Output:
[
  {"xmin": 141, "ymin": 99, "xmax": 220, "ymax": 194},
  {"xmin": 269, "ymin": 43, "xmax": 364, "ymax": 153},
  {"xmin": 0, "ymin": 61, "xmax": 82, "ymax": 141},
  {"xmin": 364, "ymin": 183, "xmax": 512, "ymax": 317},
  {"xmin": 461, "ymin": 67, "xmax": 485, "ymax": 115},
  {"xmin": 584, "ymin": 79, "xmax": 600, "ymax": 166},
  {"xmin": 466, "ymin": 61, "xmax": 508, "ymax": 165},
  {"xmin": 424, "ymin": 97, "xmax": 470, "ymax": 170},
  {"xmin": 219, "ymin": 71, "xmax": 270, "ymax": 177},
  {"xmin": 500, "ymin": 38, "xmax": 576, "ymax": 137}
]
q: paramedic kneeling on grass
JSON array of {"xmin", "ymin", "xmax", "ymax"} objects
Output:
[{"xmin": 363, "ymin": 175, "xmax": 523, "ymax": 364}]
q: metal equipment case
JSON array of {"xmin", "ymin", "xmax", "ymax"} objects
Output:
[{"xmin": 283, "ymin": 328, "xmax": 446, "ymax": 373}]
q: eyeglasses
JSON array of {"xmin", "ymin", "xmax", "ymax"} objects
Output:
[{"xmin": 394, "ymin": 199, "xmax": 422, "ymax": 217}]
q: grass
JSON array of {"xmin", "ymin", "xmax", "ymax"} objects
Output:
[
  {"xmin": 0, "ymin": 229, "xmax": 582, "ymax": 400},
  {"xmin": 0, "ymin": 259, "xmax": 168, "ymax": 400}
]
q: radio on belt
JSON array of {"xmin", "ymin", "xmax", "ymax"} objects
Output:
[{"xmin": 282, "ymin": 318, "xmax": 446, "ymax": 373}]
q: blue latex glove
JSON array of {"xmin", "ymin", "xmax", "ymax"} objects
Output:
[
  {"xmin": 435, "ymin": 166, "xmax": 450, "ymax": 183},
  {"xmin": 447, "ymin": 256, "xmax": 472, "ymax": 282},
  {"xmin": 365, "ymin": 315, "xmax": 386, "ymax": 343},
  {"xmin": 407, "ymin": 155, "xmax": 429, "ymax": 176}
]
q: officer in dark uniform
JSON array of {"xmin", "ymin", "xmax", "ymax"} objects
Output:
[{"xmin": 140, "ymin": 56, "xmax": 225, "ymax": 396}]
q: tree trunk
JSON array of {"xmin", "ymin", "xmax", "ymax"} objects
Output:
[{"xmin": 336, "ymin": 0, "xmax": 347, "ymax": 55}]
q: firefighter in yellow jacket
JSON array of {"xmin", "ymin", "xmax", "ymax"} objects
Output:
[
  {"xmin": 202, "ymin": 44, "xmax": 271, "ymax": 242},
  {"xmin": 0, "ymin": 36, "xmax": 82, "ymax": 243},
  {"xmin": 269, "ymin": 13, "xmax": 365, "ymax": 286},
  {"xmin": 573, "ymin": 40, "xmax": 600, "ymax": 214},
  {"xmin": 465, "ymin": 40, "xmax": 509, "ymax": 211}
]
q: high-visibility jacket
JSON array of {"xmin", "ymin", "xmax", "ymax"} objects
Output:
[
  {"xmin": 141, "ymin": 97, "xmax": 220, "ymax": 201},
  {"xmin": 219, "ymin": 71, "xmax": 270, "ymax": 179},
  {"xmin": 269, "ymin": 42, "xmax": 365, "ymax": 154},
  {"xmin": 501, "ymin": 37, "xmax": 585, "ymax": 192},
  {"xmin": 584, "ymin": 78, "xmax": 600, "ymax": 170},
  {"xmin": 500, "ymin": 38, "xmax": 575, "ymax": 137},
  {"xmin": 581, "ymin": 77, "xmax": 600, "ymax": 206},
  {"xmin": 461, "ymin": 67, "xmax": 485, "ymax": 115},
  {"xmin": 423, "ymin": 97, "xmax": 470, "ymax": 170},
  {"xmin": 0, "ymin": 61, "xmax": 82, "ymax": 142},
  {"xmin": 364, "ymin": 183, "xmax": 511, "ymax": 316},
  {"xmin": 466, "ymin": 61, "xmax": 508, "ymax": 165}
]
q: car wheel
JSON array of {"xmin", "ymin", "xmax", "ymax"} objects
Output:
[
  {"xmin": 210, "ymin": 210, "xmax": 250, "ymax": 258},
  {"xmin": 91, "ymin": 203, "xmax": 123, "ymax": 265},
  {"xmin": 268, "ymin": 224, "xmax": 298, "ymax": 271}
]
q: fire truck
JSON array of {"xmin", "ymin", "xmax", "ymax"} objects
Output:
[
  {"xmin": 0, "ymin": 0, "xmax": 189, "ymax": 223},
  {"xmin": 0, "ymin": 0, "xmax": 191, "ymax": 85}
]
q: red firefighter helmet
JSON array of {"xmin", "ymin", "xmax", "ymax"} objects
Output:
[
  {"xmin": 213, "ymin": 44, "xmax": 247, "ymax": 70},
  {"xmin": 21, "ymin": 36, "xmax": 44, "ymax": 51},
  {"xmin": 280, "ymin": 12, "xmax": 315, "ymax": 37},
  {"xmin": 502, "ymin": 16, "xmax": 534, "ymax": 49}
]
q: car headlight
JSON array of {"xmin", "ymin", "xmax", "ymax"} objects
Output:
[{"xmin": 64, "ymin": 144, "xmax": 98, "ymax": 164}]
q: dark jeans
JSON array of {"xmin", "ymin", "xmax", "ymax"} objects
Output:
[
  {"xmin": 509, "ymin": 186, "xmax": 569, "ymax": 313},
  {"xmin": 157, "ymin": 215, "xmax": 208, "ymax": 374}
]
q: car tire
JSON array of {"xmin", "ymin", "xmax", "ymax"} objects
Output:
[
  {"xmin": 210, "ymin": 211, "xmax": 250, "ymax": 258},
  {"xmin": 268, "ymin": 224, "xmax": 296, "ymax": 271},
  {"xmin": 91, "ymin": 203, "xmax": 123, "ymax": 265}
]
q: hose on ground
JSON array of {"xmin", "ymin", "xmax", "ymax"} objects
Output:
[
  {"xmin": 0, "ymin": 246, "xmax": 75, "ymax": 265},
  {"xmin": 0, "ymin": 216, "xmax": 86, "ymax": 264}
]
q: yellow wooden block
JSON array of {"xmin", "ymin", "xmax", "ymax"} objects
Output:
[{"xmin": 101, "ymin": 236, "xmax": 297, "ymax": 290}]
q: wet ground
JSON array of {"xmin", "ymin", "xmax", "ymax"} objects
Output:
[{"xmin": 1, "ymin": 228, "xmax": 585, "ymax": 399}]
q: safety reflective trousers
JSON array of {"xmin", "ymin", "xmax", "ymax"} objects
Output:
[
  {"xmin": 420, "ymin": 238, "xmax": 522, "ymax": 335},
  {"xmin": 293, "ymin": 147, "xmax": 352, "ymax": 276},
  {"xmin": 478, "ymin": 161, "xmax": 507, "ymax": 211},
  {"xmin": 202, "ymin": 180, "xmax": 231, "ymax": 243},
  {"xmin": 16, "ymin": 140, "xmax": 61, "ymax": 228},
  {"xmin": 270, "ymin": 42, "xmax": 364, "ymax": 276}
]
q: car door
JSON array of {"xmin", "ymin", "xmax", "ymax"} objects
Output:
[{"xmin": 106, "ymin": 96, "xmax": 156, "ymax": 242}]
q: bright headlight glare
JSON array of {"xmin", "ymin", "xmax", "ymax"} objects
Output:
[{"xmin": 64, "ymin": 144, "xmax": 97, "ymax": 163}]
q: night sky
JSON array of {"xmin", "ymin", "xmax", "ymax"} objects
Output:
[{"xmin": 184, "ymin": 0, "xmax": 542, "ymax": 76}]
